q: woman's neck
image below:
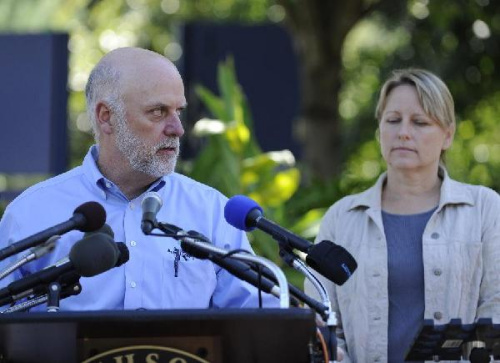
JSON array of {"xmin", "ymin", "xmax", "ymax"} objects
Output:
[{"xmin": 382, "ymin": 167, "xmax": 442, "ymax": 215}]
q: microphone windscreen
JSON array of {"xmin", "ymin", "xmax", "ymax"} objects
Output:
[
  {"xmin": 73, "ymin": 201, "xmax": 106, "ymax": 233},
  {"xmin": 69, "ymin": 234, "xmax": 118, "ymax": 277},
  {"xmin": 115, "ymin": 242, "xmax": 130, "ymax": 267},
  {"xmin": 306, "ymin": 240, "xmax": 358, "ymax": 285},
  {"xmin": 141, "ymin": 192, "xmax": 163, "ymax": 213},
  {"xmin": 224, "ymin": 195, "xmax": 263, "ymax": 231},
  {"xmin": 85, "ymin": 223, "xmax": 114, "ymax": 238}
]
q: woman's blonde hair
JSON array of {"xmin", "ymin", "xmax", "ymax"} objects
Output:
[{"xmin": 375, "ymin": 68, "xmax": 455, "ymax": 129}]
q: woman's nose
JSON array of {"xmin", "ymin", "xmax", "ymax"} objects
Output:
[{"xmin": 397, "ymin": 120, "xmax": 411, "ymax": 140}]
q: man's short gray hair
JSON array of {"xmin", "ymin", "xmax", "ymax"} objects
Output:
[{"xmin": 85, "ymin": 62, "xmax": 124, "ymax": 141}]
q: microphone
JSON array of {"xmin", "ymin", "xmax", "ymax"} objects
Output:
[
  {"xmin": 84, "ymin": 223, "xmax": 129, "ymax": 267},
  {"xmin": 141, "ymin": 192, "xmax": 163, "ymax": 235},
  {"xmin": 224, "ymin": 195, "xmax": 357, "ymax": 285},
  {"xmin": 57, "ymin": 224, "xmax": 129, "ymax": 269},
  {"xmin": 178, "ymin": 232, "xmax": 292, "ymax": 307},
  {"xmin": 88, "ymin": 223, "xmax": 115, "ymax": 238},
  {"xmin": 0, "ymin": 232, "xmax": 119, "ymax": 306},
  {"xmin": 0, "ymin": 201, "xmax": 106, "ymax": 262},
  {"xmin": 0, "ymin": 236, "xmax": 58, "ymax": 281},
  {"xmin": 114, "ymin": 242, "xmax": 130, "ymax": 267},
  {"xmin": 186, "ymin": 237, "xmax": 327, "ymax": 311},
  {"xmin": 180, "ymin": 236, "xmax": 283, "ymax": 299}
]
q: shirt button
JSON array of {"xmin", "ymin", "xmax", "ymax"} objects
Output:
[
  {"xmin": 434, "ymin": 312, "xmax": 443, "ymax": 320},
  {"xmin": 431, "ymin": 232, "xmax": 440, "ymax": 239},
  {"xmin": 129, "ymin": 203, "xmax": 135, "ymax": 210},
  {"xmin": 373, "ymin": 272, "xmax": 380, "ymax": 277},
  {"xmin": 373, "ymin": 316, "xmax": 381, "ymax": 321},
  {"xmin": 130, "ymin": 240, "xmax": 137, "ymax": 247},
  {"xmin": 433, "ymin": 268, "xmax": 442, "ymax": 276},
  {"xmin": 130, "ymin": 282, "xmax": 137, "ymax": 288},
  {"xmin": 105, "ymin": 182, "xmax": 112, "ymax": 188}
]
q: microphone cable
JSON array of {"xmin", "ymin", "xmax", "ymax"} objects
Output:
[{"xmin": 219, "ymin": 248, "xmax": 264, "ymax": 309}]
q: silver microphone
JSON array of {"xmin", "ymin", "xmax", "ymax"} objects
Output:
[{"xmin": 141, "ymin": 192, "xmax": 163, "ymax": 234}]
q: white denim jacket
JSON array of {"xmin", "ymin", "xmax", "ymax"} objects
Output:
[{"xmin": 305, "ymin": 168, "xmax": 500, "ymax": 363}]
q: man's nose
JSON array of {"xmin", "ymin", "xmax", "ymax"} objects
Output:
[{"xmin": 164, "ymin": 113, "xmax": 185, "ymax": 137}]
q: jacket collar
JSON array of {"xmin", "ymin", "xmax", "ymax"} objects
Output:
[{"xmin": 348, "ymin": 166, "xmax": 475, "ymax": 212}]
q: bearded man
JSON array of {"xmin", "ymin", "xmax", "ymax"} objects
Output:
[{"xmin": 0, "ymin": 47, "xmax": 277, "ymax": 311}]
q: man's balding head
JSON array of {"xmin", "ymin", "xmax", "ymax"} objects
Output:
[{"xmin": 85, "ymin": 47, "xmax": 180, "ymax": 141}]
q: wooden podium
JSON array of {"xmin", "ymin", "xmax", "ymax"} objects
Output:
[{"xmin": 0, "ymin": 308, "xmax": 316, "ymax": 363}]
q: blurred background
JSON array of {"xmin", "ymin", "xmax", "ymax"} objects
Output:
[{"xmin": 1, "ymin": 0, "xmax": 499, "ymax": 285}]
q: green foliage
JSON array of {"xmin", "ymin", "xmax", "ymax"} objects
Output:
[{"xmin": 185, "ymin": 58, "xmax": 305, "ymax": 285}]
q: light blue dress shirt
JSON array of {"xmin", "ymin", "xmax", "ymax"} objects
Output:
[{"xmin": 0, "ymin": 146, "xmax": 278, "ymax": 311}]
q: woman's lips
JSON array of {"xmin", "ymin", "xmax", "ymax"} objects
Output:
[{"xmin": 392, "ymin": 147, "xmax": 415, "ymax": 152}]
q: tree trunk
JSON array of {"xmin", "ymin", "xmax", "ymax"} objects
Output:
[{"xmin": 278, "ymin": 0, "xmax": 369, "ymax": 180}]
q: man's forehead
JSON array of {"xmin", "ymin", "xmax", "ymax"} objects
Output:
[{"xmin": 100, "ymin": 48, "xmax": 178, "ymax": 79}]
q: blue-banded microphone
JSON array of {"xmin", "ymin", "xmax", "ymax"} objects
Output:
[
  {"xmin": 141, "ymin": 192, "xmax": 163, "ymax": 235},
  {"xmin": 0, "ymin": 201, "xmax": 106, "ymax": 262},
  {"xmin": 224, "ymin": 195, "xmax": 357, "ymax": 285}
]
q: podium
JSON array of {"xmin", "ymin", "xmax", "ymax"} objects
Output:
[
  {"xmin": 406, "ymin": 318, "xmax": 500, "ymax": 362},
  {"xmin": 0, "ymin": 308, "xmax": 316, "ymax": 363}
]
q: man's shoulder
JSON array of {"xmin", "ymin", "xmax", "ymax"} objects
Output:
[
  {"xmin": 168, "ymin": 173, "xmax": 227, "ymax": 199},
  {"xmin": 9, "ymin": 166, "xmax": 86, "ymax": 210}
]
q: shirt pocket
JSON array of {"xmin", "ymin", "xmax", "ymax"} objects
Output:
[
  {"xmin": 425, "ymin": 239, "xmax": 482, "ymax": 321},
  {"xmin": 160, "ymin": 255, "xmax": 217, "ymax": 308},
  {"xmin": 442, "ymin": 239, "xmax": 482, "ymax": 286}
]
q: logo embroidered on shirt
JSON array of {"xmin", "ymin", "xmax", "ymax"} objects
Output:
[{"xmin": 166, "ymin": 247, "xmax": 193, "ymax": 277}]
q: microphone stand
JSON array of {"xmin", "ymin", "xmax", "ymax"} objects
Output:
[
  {"xmin": 0, "ymin": 281, "xmax": 82, "ymax": 313},
  {"xmin": 279, "ymin": 247, "xmax": 338, "ymax": 363},
  {"xmin": 0, "ymin": 237, "xmax": 59, "ymax": 281},
  {"xmin": 151, "ymin": 222, "xmax": 290, "ymax": 308}
]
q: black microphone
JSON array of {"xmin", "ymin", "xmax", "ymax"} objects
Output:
[
  {"xmin": 181, "ymin": 233, "xmax": 332, "ymax": 313},
  {"xmin": 84, "ymin": 223, "xmax": 129, "ymax": 267},
  {"xmin": 180, "ymin": 231, "xmax": 317, "ymax": 309},
  {"xmin": 88, "ymin": 223, "xmax": 115, "ymax": 238},
  {"xmin": 115, "ymin": 242, "xmax": 130, "ymax": 267},
  {"xmin": 224, "ymin": 195, "xmax": 357, "ymax": 285},
  {"xmin": 0, "ymin": 232, "xmax": 118, "ymax": 306},
  {"xmin": 141, "ymin": 192, "xmax": 163, "ymax": 235},
  {"xmin": 0, "ymin": 201, "xmax": 106, "ymax": 262},
  {"xmin": 81, "ymin": 224, "xmax": 129, "ymax": 268},
  {"xmin": 179, "ymin": 234, "xmax": 283, "ymax": 299}
]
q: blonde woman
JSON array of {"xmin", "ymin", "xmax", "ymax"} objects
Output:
[{"xmin": 305, "ymin": 69, "xmax": 500, "ymax": 362}]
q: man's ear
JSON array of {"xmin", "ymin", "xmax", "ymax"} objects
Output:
[{"xmin": 96, "ymin": 102, "xmax": 113, "ymax": 135}]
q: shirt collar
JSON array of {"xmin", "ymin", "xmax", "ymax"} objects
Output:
[
  {"xmin": 82, "ymin": 145, "xmax": 167, "ymax": 199},
  {"xmin": 348, "ymin": 165, "xmax": 475, "ymax": 212}
]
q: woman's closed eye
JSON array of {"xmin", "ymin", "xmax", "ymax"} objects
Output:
[{"xmin": 413, "ymin": 119, "xmax": 430, "ymax": 126}]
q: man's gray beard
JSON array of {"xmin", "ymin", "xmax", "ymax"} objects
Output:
[{"xmin": 114, "ymin": 114, "xmax": 180, "ymax": 178}]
